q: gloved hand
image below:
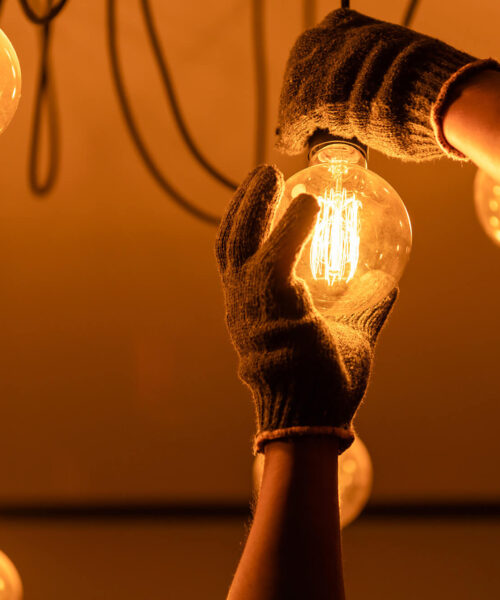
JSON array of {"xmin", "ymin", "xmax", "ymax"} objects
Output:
[
  {"xmin": 215, "ymin": 164, "xmax": 398, "ymax": 454},
  {"xmin": 276, "ymin": 8, "xmax": 500, "ymax": 161}
]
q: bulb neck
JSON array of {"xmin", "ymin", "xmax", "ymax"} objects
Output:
[{"xmin": 308, "ymin": 130, "xmax": 368, "ymax": 168}]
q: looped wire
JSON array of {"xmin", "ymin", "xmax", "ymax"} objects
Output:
[
  {"xmin": 29, "ymin": 20, "xmax": 60, "ymax": 195},
  {"xmin": 19, "ymin": 0, "xmax": 67, "ymax": 25}
]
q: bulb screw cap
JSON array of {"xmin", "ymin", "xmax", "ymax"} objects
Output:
[{"xmin": 308, "ymin": 129, "xmax": 368, "ymax": 163}]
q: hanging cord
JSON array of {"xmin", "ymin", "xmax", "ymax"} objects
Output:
[
  {"xmin": 107, "ymin": 0, "xmax": 221, "ymax": 226},
  {"xmin": 20, "ymin": 0, "xmax": 65, "ymax": 195},
  {"xmin": 303, "ymin": 0, "xmax": 316, "ymax": 28},
  {"xmin": 29, "ymin": 21, "xmax": 59, "ymax": 195},
  {"xmin": 251, "ymin": 0, "xmax": 267, "ymax": 165},
  {"xmin": 139, "ymin": 0, "xmax": 237, "ymax": 191},
  {"xmin": 341, "ymin": 0, "xmax": 350, "ymax": 9},
  {"xmin": 402, "ymin": 0, "xmax": 420, "ymax": 26}
]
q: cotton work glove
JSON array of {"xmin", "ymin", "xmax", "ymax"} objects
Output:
[
  {"xmin": 215, "ymin": 165, "xmax": 398, "ymax": 454},
  {"xmin": 276, "ymin": 8, "xmax": 500, "ymax": 161}
]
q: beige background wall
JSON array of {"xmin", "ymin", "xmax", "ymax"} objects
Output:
[{"xmin": 0, "ymin": 0, "xmax": 498, "ymax": 506}]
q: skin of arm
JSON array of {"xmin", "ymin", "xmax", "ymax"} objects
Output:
[
  {"xmin": 227, "ymin": 437, "xmax": 345, "ymax": 600},
  {"xmin": 442, "ymin": 69, "xmax": 500, "ymax": 181}
]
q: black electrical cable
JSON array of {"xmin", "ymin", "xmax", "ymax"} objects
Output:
[
  {"xmin": 402, "ymin": 0, "xmax": 420, "ymax": 27},
  {"xmin": 28, "ymin": 21, "xmax": 60, "ymax": 195},
  {"xmin": 107, "ymin": 0, "xmax": 221, "ymax": 226},
  {"xmin": 341, "ymin": 0, "xmax": 350, "ymax": 9},
  {"xmin": 19, "ymin": 0, "xmax": 67, "ymax": 24},
  {"xmin": 140, "ymin": 0, "xmax": 237, "ymax": 191},
  {"xmin": 303, "ymin": 0, "xmax": 316, "ymax": 29},
  {"xmin": 252, "ymin": 0, "xmax": 267, "ymax": 166}
]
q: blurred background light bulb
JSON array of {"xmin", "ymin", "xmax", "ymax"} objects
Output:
[
  {"xmin": 253, "ymin": 437, "xmax": 373, "ymax": 528},
  {"xmin": 0, "ymin": 551, "xmax": 22, "ymax": 600},
  {"xmin": 272, "ymin": 136, "xmax": 412, "ymax": 317},
  {"xmin": 0, "ymin": 28, "xmax": 21, "ymax": 136},
  {"xmin": 474, "ymin": 169, "xmax": 500, "ymax": 245}
]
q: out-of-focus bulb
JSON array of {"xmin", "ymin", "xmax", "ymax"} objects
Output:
[
  {"xmin": 0, "ymin": 28, "xmax": 21, "ymax": 135},
  {"xmin": 272, "ymin": 137, "xmax": 412, "ymax": 317},
  {"xmin": 337, "ymin": 436, "xmax": 373, "ymax": 527},
  {"xmin": 0, "ymin": 551, "xmax": 23, "ymax": 600},
  {"xmin": 474, "ymin": 169, "xmax": 500, "ymax": 245},
  {"xmin": 252, "ymin": 437, "xmax": 373, "ymax": 528}
]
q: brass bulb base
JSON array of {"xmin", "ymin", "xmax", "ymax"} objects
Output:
[{"xmin": 307, "ymin": 129, "xmax": 368, "ymax": 164}]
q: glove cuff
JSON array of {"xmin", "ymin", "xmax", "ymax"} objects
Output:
[
  {"xmin": 431, "ymin": 58, "xmax": 500, "ymax": 159},
  {"xmin": 253, "ymin": 424, "xmax": 355, "ymax": 455}
]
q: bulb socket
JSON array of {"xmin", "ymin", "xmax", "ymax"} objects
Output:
[{"xmin": 307, "ymin": 129, "xmax": 368, "ymax": 164}]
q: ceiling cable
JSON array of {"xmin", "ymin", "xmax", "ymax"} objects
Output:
[
  {"xmin": 140, "ymin": 0, "xmax": 237, "ymax": 191},
  {"xmin": 341, "ymin": 0, "xmax": 350, "ymax": 9},
  {"xmin": 402, "ymin": 0, "xmax": 420, "ymax": 27},
  {"xmin": 303, "ymin": 0, "xmax": 316, "ymax": 28},
  {"xmin": 19, "ymin": 0, "xmax": 67, "ymax": 25},
  {"xmin": 20, "ymin": 0, "xmax": 65, "ymax": 195},
  {"xmin": 107, "ymin": 0, "xmax": 221, "ymax": 226},
  {"xmin": 28, "ymin": 20, "xmax": 60, "ymax": 195},
  {"xmin": 252, "ymin": 0, "xmax": 267, "ymax": 166}
]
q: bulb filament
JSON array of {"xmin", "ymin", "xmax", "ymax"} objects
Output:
[{"xmin": 310, "ymin": 188, "xmax": 361, "ymax": 285}]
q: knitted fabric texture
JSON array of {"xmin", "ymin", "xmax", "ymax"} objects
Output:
[
  {"xmin": 276, "ymin": 8, "xmax": 500, "ymax": 161},
  {"xmin": 215, "ymin": 165, "xmax": 398, "ymax": 454}
]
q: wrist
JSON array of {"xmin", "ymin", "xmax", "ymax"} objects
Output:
[
  {"xmin": 261, "ymin": 436, "xmax": 340, "ymax": 499},
  {"xmin": 435, "ymin": 61, "xmax": 500, "ymax": 164},
  {"xmin": 254, "ymin": 425, "xmax": 354, "ymax": 455}
]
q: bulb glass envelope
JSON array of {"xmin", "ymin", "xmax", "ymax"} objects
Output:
[
  {"xmin": 0, "ymin": 550, "xmax": 23, "ymax": 600},
  {"xmin": 0, "ymin": 28, "xmax": 21, "ymax": 135},
  {"xmin": 474, "ymin": 169, "xmax": 500, "ymax": 246},
  {"xmin": 272, "ymin": 143, "xmax": 412, "ymax": 317}
]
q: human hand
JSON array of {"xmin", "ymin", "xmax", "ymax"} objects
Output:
[
  {"xmin": 275, "ymin": 8, "xmax": 499, "ymax": 162},
  {"xmin": 215, "ymin": 164, "xmax": 397, "ymax": 453}
]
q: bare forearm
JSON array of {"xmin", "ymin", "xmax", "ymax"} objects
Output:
[
  {"xmin": 228, "ymin": 437, "xmax": 345, "ymax": 600},
  {"xmin": 443, "ymin": 69, "xmax": 500, "ymax": 181}
]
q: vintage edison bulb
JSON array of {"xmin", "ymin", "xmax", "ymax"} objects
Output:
[
  {"xmin": 0, "ymin": 28, "xmax": 21, "ymax": 135},
  {"xmin": 272, "ymin": 140, "xmax": 412, "ymax": 317},
  {"xmin": 0, "ymin": 551, "xmax": 23, "ymax": 600},
  {"xmin": 252, "ymin": 437, "xmax": 373, "ymax": 528},
  {"xmin": 474, "ymin": 169, "xmax": 500, "ymax": 245}
]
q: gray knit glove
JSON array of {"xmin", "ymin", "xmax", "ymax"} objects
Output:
[
  {"xmin": 215, "ymin": 165, "xmax": 398, "ymax": 454},
  {"xmin": 276, "ymin": 8, "xmax": 500, "ymax": 161}
]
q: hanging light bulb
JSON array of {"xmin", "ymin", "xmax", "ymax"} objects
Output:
[
  {"xmin": 252, "ymin": 437, "xmax": 373, "ymax": 528},
  {"xmin": 337, "ymin": 436, "xmax": 373, "ymax": 527},
  {"xmin": 0, "ymin": 551, "xmax": 23, "ymax": 600},
  {"xmin": 272, "ymin": 132, "xmax": 412, "ymax": 317},
  {"xmin": 0, "ymin": 28, "xmax": 21, "ymax": 135},
  {"xmin": 473, "ymin": 169, "xmax": 500, "ymax": 246}
]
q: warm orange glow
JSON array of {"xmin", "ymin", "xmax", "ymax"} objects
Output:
[{"xmin": 310, "ymin": 187, "xmax": 361, "ymax": 285}]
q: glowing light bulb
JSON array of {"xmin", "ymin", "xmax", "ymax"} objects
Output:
[
  {"xmin": 0, "ymin": 551, "xmax": 23, "ymax": 600},
  {"xmin": 272, "ymin": 137, "xmax": 412, "ymax": 317},
  {"xmin": 474, "ymin": 169, "xmax": 500, "ymax": 245},
  {"xmin": 252, "ymin": 437, "xmax": 373, "ymax": 528},
  {"xmin": 0, "ymin": 28, "xmax": 21, "ymax": 135}
]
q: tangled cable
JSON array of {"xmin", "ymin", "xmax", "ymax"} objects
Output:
[{"xmin": 5, "ymin": 0, "xmax": 420, "ymax": 222}]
